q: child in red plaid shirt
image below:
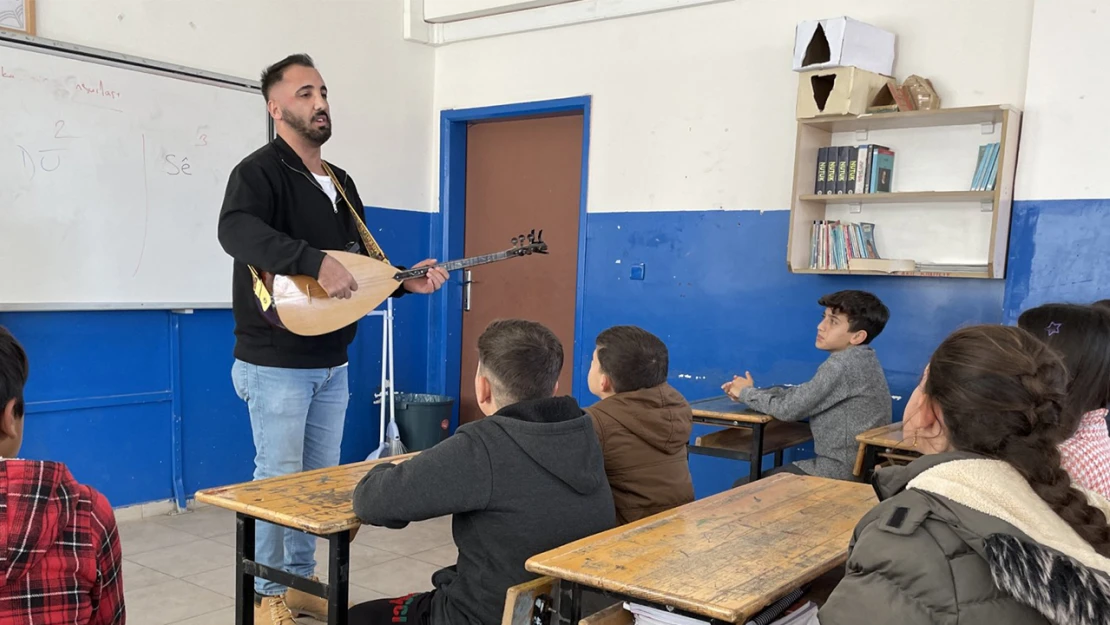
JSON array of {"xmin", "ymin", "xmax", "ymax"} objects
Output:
[
  {"xmin": 0, "ymin": 326, "xmax": 125, "ymax": 624},
  {"xmin": 1018, "ymin": 304, "xmax": 1110, "ymax": 498}
]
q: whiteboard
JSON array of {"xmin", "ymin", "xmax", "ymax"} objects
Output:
[{"xmin": 0, "ymin": 33, "xmax": 270, "ymax": 309}]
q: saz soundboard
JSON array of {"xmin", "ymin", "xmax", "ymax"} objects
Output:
[{"xmin": 255, "ymin": 229, "xmax": 548, "ymax": 336}]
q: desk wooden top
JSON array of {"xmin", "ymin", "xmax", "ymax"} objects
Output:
[
  {"xmin": 526, "ymin": 474, "xmax": 876, "ymax": 623},
  {"xmin": 856, "ymin": 422, "xmax": 913, "ymax": 449},
  {"xmin": 194, "ymin": 454, "xmax": 416, "ymax": 535},
  {"xmin": 689, "ymin": 395, "xmax": 772, "ymax": 424}
]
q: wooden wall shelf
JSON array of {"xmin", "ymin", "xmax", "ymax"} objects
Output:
[{"xmin": 786, "ymin": 105, "xmax": 1022, "ymax": 280}]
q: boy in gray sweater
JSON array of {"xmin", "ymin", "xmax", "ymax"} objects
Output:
[{"xmin": 723, "ymin": 290, "xmax": 891, "ymax": 481}]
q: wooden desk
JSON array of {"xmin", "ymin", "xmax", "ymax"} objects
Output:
[
  {"xmin": 527, "ymin": 473, "xmax": 875, "ymax": 624},
  {"xmin": 853, "ymin": 422, "xmax": 920, "ymax": 481},
  {"xmin": 196, "ymin": 454, "xmax": 416, "ymax": 625},
  {"xmin": 688, "ymin": 396, "xmax": 813, "ymax": 483}
]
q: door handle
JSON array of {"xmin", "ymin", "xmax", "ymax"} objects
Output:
[{"xmin": 463, "ymin": 270, "xmax": 473, "ymax": 312}]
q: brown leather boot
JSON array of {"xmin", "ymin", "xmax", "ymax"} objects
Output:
[
  {"xmin": 285, "ymin": 577, "xmax": 329, "ymax": 621},
  {"xmin": 255, "ymin": 595, "xmax": 299, "ymax": 625}
]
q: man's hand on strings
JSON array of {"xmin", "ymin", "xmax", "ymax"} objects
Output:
[{"xmin": 403, "ymin": 259, "xmax": 449, "ymax": 294}]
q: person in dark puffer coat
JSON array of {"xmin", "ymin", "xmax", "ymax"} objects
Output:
[{"xmin": 818, "ymin": 325, "xmax": 1110, "ymax": 625}]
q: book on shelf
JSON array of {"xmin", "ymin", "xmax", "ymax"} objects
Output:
[
  {"xmin": 813, "ymin": 145, "xmax": 894, "ymax": 195},
  {"xmin": 809, "ymin": 220, "xmax": 881, "ymax": 270},
  {"xmin": 970, "ymin": 142, "xmax": 1000, "ymax": 191}
]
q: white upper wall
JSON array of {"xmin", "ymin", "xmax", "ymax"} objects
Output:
[
  {"xmin": 1015, "ymin": 0, "xmax": 1108, "ymax": 201},
  {"xmin": 434, "ymin": 0, "xmax": 1034, "ymax": 213},
  {"xmin": 34, "ymin": 0, "xmax": 436, "ymax": 212}
]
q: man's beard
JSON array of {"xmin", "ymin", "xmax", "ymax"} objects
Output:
[{"xmin": 283, "ymin": 108, "xmax": 332, "ymax": 145}]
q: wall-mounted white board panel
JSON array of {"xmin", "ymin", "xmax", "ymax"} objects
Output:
[{"xmin": 0, "ymin": 33, "xmax": 270, "ymax": 310}]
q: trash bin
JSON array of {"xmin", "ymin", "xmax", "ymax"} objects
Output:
[{"xmin": 393, "ymin": 393, "xmax": 454, "ymax": 451}]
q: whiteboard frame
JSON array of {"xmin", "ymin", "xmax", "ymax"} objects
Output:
[{"xmin": 0, "ymin": 31, "xmax": 274, "ymax": 311}]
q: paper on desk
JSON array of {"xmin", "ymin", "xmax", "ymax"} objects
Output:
[{"xmin": 624, "ymin": 602, "xmax": 708, "ymax": 625}]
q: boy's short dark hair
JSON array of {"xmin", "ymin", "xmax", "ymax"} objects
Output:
[
  {"xmin": 261, "ymin": 54, "xmax": 315, "ymax": 100},
  {"xmin": 1093, "ymin": 299, "xmax": 1110, "ymax": 312},
  {"xmin": 818, "ymin": 290, "xmax": 889, "ymax": 344},
  {"xmin": 477, "ymin": 319, "xmax": 563, "ymax": 405},
  {"xmin": 596, "ymin": 326, "xmax": 669, "ymax": 393},
  {"xmin": 0, "ymin": 326, "xmax": 29, "ymax": 419}
]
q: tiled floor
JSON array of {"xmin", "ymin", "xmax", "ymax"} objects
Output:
[{"xmin": 120, "ymin": 506, "xmax": 456, "ymax": 624}]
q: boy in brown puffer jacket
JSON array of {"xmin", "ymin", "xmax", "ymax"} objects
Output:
[{"xmin": 585, "ymin": 326, "xmax": 695, "ymax": 525}]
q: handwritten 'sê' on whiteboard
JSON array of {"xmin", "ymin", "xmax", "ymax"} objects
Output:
[{"xmin": 0, "ymin": 32, "xmax": 270, "ymax": 310}]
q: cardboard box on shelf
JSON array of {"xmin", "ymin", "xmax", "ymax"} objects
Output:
[
  {"xmin": 797, "ymin": 66, "xmax": 891, "ymax": 118},
  {"xmin": 793, "ymin": 16, "xmax": 896, "ymax": 77}
]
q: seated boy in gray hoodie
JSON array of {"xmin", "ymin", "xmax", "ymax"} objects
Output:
[
  {"xmin": 723, "ymin": 290, "xmax": 892, "ymax": 482},
  {"xmin": 352, "ymin": 319, "xmax": 615, "ymax": 625}
]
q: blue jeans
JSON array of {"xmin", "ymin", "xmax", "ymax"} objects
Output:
[{"xmin": 231, "ymin": 359, "xmax": 349, "ymax": 596}]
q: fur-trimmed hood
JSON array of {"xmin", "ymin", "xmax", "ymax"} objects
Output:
[
  {"xmin": 889, "ymin": 453, "xmax": 1110, "ymax": 625},
  {"xmin": 819, "ymin": 452, "xmax": 1110, "ymax": 625}
]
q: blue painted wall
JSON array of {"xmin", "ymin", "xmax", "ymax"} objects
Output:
[
  {"xmin": 572, "ymin": 210, "xmax": 1006, "ymax": 497},
  {"xmin": 0, "ymin": 207, "xmax": 431, "ymax": 507},
  {"xmin": 1003, "ymin": 199, "xmax": 1110, "ymax": 323},
  {"xmin": 17, "ymin": 200, "xmax": 1099, "ymax": 505}
]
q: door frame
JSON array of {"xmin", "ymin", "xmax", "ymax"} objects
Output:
[{"xmin": 429, "ymin": 96, "xmax": 592, "ymax": 430}]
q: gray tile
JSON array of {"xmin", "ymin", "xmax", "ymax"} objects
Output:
[
  {"xmin": 349, "ymin": 558, "xmax": 440, "ymax": 597},
  {"xmin": 411, "ymin": 543, "xmax": 458, "ymax": 568},
  {"xmin": 154, "ymin": 506, "xmax": 237, "ymax": 538},
  {"xmin": 123, "ymin": 560, "xmax": 175, "ymax": 591},
  {"xmin": 181, "ymin": 564, "xmax": 237, "ymax": 599},
  {"xmin": 127, "ymin": 538, "xmax": 234, "ymax": 578},
  {"xmin": 209, "ymin": 532, "xmax": 237, "ymax": 548},
  {"xmin": 170, "ymin": 606, "xmax": 236, "ymax": 625},
  {"xmin": 119, "ymin": 520, "xmax": 199, "ymax": 556},
  {"xmin": 125, "ymin": 579, "xmax": 233, "ymax": 625},
  {"xmin": 313, "ymin": 539, "xmax": 402, "ymax": 577}
]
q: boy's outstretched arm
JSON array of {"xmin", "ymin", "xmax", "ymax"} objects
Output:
[
  {"xmin": 353, "ymin": 431, "xmax": 493, "ymax": 529},
  {"xmin": 739, "ymin": 359, "xmax": 848, "ymax": 422}
]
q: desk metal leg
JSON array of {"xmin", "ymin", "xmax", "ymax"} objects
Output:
[
  {"xmin": 749, "ymin": 423, "xmax": 765, "ymax": 482},
  {"xmin": 327, "ymin": 528, "xmax": 351, "ymax": 625},
  {"xmin": 557, "ymin": 581, "xmax": 582, "ymax": 624},
  {"xmin": 862, "ymin": 444, "xmax": 880, "ymax": 483},
  {"xmin": 236, "ymin": 514, "xmax": 256, "ymax": 625}
]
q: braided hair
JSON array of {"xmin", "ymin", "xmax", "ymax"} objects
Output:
[{"xmin": 926, "ymin": 324, "xmax": 1110, "ymax": 557}]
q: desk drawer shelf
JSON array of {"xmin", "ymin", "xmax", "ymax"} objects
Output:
[{"xmin": 692, "ymin": 421, "xmax": 813, "ymax": 460}]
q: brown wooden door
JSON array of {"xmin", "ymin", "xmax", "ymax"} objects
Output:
[{"xmin": 458, "ymin": 114, "xmax": 583, "ymax": 424}]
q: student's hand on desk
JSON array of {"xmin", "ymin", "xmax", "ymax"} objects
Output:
[{"xmin": 722, "ymin": 372, "xmax": 754, "ymax": 400}]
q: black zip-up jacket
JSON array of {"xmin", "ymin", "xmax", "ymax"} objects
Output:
[{"xmin": 217, "ymin": 136, "xmax": 404, "ymax": 369}]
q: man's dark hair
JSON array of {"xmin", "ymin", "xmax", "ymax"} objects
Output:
[
  {"xmin": 477, "ymin": 319, "xmax": 563, "ymax": 405},
  {"xmin": 0, "ymin": 326, "xmax": 29, "ymax": 419},
  {"xmin": 596, "ymin": 326, "xmax": 669, "ymax": 393},
  {"xmin": 1093, "ymin": 299, "xmax": 1110, "ymax": 312},
  {"xmin": 818, "ymin": 290, "xmax": 889, "ymax": 344},
  {"xmin": 260, "ymin": 54, "xmax": 315, "ymax": 100}
]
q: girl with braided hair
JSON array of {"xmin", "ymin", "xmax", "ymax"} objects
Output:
[
  {"xmin": 1017, "ymin": 303, "xmax": 1110, "ymax": 498},
  {"xmin": 818, "ymin": 325, "xmax": 1110, "ymax": 625}
]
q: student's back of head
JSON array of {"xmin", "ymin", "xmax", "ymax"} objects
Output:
[
  {"xmin": 589, "ymin": 325, "xmax": 668, "ymax": 396},
  {"xmin": 924, "ymin": 324, "xmax": 1110, "ymax": 555},
  {"xmin": 1016, "ymin": 303, "xmax": 1110, "ymax": 432},
  {"xmin": 475, "ymin": 318, "xmax": 564, "ymax": 415},
  {"xmin": 0, "ymin": 325, "xmax": 28, "ymax": 458},
  {"xmin": 0, "ymin": 326, "xmax": 125, "ymax": 624}
]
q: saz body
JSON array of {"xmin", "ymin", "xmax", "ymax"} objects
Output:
[{"xmin": 256, "ymin": 230, "xmax": 547, "ymax": 336}]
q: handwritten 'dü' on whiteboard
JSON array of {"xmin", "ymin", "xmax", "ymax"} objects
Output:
[{"xmin": 0, "ymin": 39, "xmax": 267, "ymax": 309}]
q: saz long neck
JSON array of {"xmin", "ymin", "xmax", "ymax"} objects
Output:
[{"xmin": 393, "ymin": 250, "xmax": 520, "ymax": 281}]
